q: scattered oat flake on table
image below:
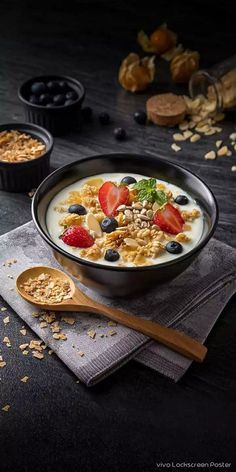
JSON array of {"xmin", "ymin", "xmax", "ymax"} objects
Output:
[
  {"xmin": 3, "ymin": 316, "xmax": 10, "ymax": 324},
  {"xmin": 0, "ymin": 355, "xmax": 3, "ymax": 361},
  {"xmin": 48, "ymin": 350, "xmax": 53, "ymax": 355},
  {"xmin": 51, "ymin": 325, "xmax": 61, "ymax": 333},
  {"xmin": 217, "ymin": 145, "xmax": 229, "ymax": 157},
  {"xmin": 22, "ymin": 350, "xmax": 29, "ymax": 356},
  {"xmin": 216, "ymin": 140, "xmax": 223, "ymax": 148},
  {"xmin": 87, "ymin": 329, "xmax": 96, "ymax": 339},
  {"xmin": 171, "ymin": 143, "xmax": 181, "ymax": 152},
  {"xmin": 52, "ymin": 332, "xmax": 67, "ymax": 340},
  {"xmin": 108, "ymin": 330, "xmax": 117, "ymax": 336},
  {"xmin": 28, "ymin": 188, "xmax": 36, "ymax": 198},
  {"xmin": 20, "ymin": 329, "xmax": 27, "ymax": 336},
  {"xmin": 204, "ymin": 151, "xmax": 216, "ymax": 160},
  {"xmin": 61, "ymin": 316, "xmax": 75, "ymax": 325},
  {"xmin": 39, "ymin": 321, "xmax": 48, "ymax": 329},
  {"xmin": 230, "ymin": 132, "xmax": 236, "ymax": 141},
  {"xmin": 29, "ymin": 340, "xmax": 43, "ymax": 350},
  {"xmin": 42, "ymin": 312, "xmax": 56, "ymax": 323},
  {"xmin": 183, "ymin": 130, "xmax": 193, "ymax": 139},
  {"xmin": 2, "ymin": 404, "xmax": 10, "ymax": 412},
  {"xmin": 1, "ymin": 307, "xmax": 7, "ymax": 312},
  {"xmin": 173, "ymin": 133, "xmax": 186, "ymax": 142},
  {"xmin": 204, "ymin": 129, "xmax": 217, "ymax": 136},
  {"xmin": 3, "ymin": 336, "xmax": 10, "ymax": 344},
  {"xmin": 108, "ymin": 321, "xmax": 117, "ymax": 327},
  {"xmin": 0, "ymin": 361, "xmax": 6, "ymax": 368},
  {"xmin": 99, "ymin": 334, "xmax": 104, "ymax": 338},
  {"xmin": 231, "ymin": 166, "xmax": 236, "ymax": 172},
  {"xmin": 179, "ymin": 121, "xmax": 189, "ymax": 131},
  {"xmin": 190, "ymin": 133, "xmax": 200, "ymax": 143},
  {"xmin": 19, "ymin": 343, "xmax": 29, "ymax": 351},
  {"xmin": 32, "ymin": 351, "xmax": 44, "ymax": 360},
  {"xmin": 20, "ymin": 376, "xmax": 29, "ymax": 383},
  {"xmin": 78, "ymin": 351, "xmax": 85, "ymax": 357}
]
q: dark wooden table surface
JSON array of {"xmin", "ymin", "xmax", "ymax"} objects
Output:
[{"xmin": 0, "ymin": 1, "xmax": 236, "ymax": 471}]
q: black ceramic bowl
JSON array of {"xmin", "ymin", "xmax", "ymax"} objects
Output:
[
  {"xmin": 32, "ymin": 153, "xmax": 218, "ymax": 297},
  {"xmin": 0, "ymin": 122, "xmax": 53, "ymax": 192},
  {"xmin": 18, "ymin": 75, "xmax": 85, "ymax": 136}
]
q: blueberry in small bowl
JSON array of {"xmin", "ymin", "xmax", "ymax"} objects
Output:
[{"xmin": 18, "ymin": 75, "xmax": 85, "ymax": 136}]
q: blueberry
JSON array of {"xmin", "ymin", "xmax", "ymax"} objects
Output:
[
  {"xmin": 68, "ymin": 204, "xmax": 87, "ymax": 215},
  {"xmin": 133, "ymin": 111, "xmax": 147, "ymax": 125},
  {"xmin": 101, "ymin": 217, "xmax": 118, "ymax": 233},
  {"xmin": 29, "ymin": 94, "xmax": 39, "ymax": 104},
  {"xmin": 47, "ymin": 80, "xmax": 61, "ymax": 93},
  {"xmin": 104, "ymin": 249, "xmax": 120, "ymax": 262},
  {"xmin": 65, "ymin": 90, "xmax": 78, "ymax": 101},
  {"xmin": 58, "ymin": 80, "xmax": 68, "ymax": 92},
  {"xmin": 166, "ymin": 241, "xmax": 183, "ymax": 254},
  {"xmin": 114, "ymin": 127, "xmax": 126, "ymax": 141},
  {"xmin": 53, "ymin": 94, "xmax": 65, "ymax": 106},
  {"xmin": 64, "ymin": 99, "xmax": 74, "ymax": 106},
  {"xmin": 98, "ymin": 112, "xmax": 110, "ymax": 125},
  {"xmin": 39, "ymin": 93, "xmax": 52, "ymax": 105},
  {"xmin": 174, "ymin": 195, "xmax": 189, "ymax": 205},
  {"xmin": 82, "ymin": 106, "xmax": 93, "ymax": 122},
  {"xmin": 31, "ymin": 82, "xmax": 46, "ymax": 95},
  {"xmin": 121, "ymin": 176, "xmax": 137, "ymax": 185}
]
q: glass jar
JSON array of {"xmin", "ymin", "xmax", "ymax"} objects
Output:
[{"xmin": 189, "ymin": 55, "xmax": 236, "ymax": 111}]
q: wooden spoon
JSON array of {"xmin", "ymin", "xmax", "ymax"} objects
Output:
[{"xmin": 16, "ymin": 266, "xmax": 207, "ymax": 363}]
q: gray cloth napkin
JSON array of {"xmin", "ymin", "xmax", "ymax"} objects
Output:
[{"xmin": 0, "ymin": 221, "xmax": 235, "ymax": 386}]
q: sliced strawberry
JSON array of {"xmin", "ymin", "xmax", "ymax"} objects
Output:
[
  {"xmin": 153, "ymin": 203, "xmax": 184, "ymax": 235},
  {"xmin": 98, "ymin": 181, "xmax": 129, "ymax": 216},
  {"xmin": 61, "ymin": 226, "xmax": 94, "ymax": 248}
]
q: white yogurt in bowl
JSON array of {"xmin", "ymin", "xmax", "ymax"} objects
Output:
[{"xmin": 46, "ymin": 172, "xmax": 204, "ymax": 267}]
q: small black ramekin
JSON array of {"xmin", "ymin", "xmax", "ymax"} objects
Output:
[
  {"xmin": 0, "ymin": 122, "xmax": 53, "ymax": 193},
  {"xmin": 18, "ymin": 75, "xmax": 85, "ymax": 136}
]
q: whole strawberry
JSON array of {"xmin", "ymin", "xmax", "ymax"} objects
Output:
[{"xmin": 61, "ymin": 226, "xmax": 94, "ymax": 248}]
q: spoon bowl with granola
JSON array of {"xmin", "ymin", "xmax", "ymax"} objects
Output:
[{"xmin": 32, "ymin": 153, "xmax": 218, "ymax": 296}]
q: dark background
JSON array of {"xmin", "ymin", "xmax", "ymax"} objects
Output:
[{"xmin": 0, "ymin": 1, "xmax": 236, "ymax": 471}]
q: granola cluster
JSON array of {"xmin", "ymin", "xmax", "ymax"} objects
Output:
[
  {"xmin": 0, "ymin": 130, "xmax": 46, "ymax": 163},
  {"xmin": 54, "ymin": 177, "xmax": 201, "ymax": 267},
  {"xmin": 21, "ymin": 272, "xmax": 72, "ymax": 303}
]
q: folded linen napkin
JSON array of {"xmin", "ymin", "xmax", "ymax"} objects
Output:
[{"xmin": 0, "ymin": 221, "xmax": 235, "ymax": 386}]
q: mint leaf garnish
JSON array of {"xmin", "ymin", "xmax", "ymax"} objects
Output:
[{"xmin": 133, "ymin": 178, "xmax": 168, "ymax": 205}]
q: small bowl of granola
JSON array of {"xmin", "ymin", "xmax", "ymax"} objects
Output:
[
  {"xmin": 0, "ymin": 122, "xmax": 53, "ymax": 192},
  {"xmin": 32, "ymin": 153, "xmax": 218, "ymax": 297}
]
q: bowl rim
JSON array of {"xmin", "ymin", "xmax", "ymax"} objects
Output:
[
  {"xmin": 18, "ymin": 75, "xmax": 85, "ymax": 110},
  {"xmin": 0, "ymin": 122, "xmax": 54, "ymax": 167},
  {"xmin": 32, "ymin": 153, "xmax": 219, "ymax": 273}
]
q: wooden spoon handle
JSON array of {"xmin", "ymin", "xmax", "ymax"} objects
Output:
[{"xmin": 71, "ymin": 297, "xmax": 207, "ymax": 363}]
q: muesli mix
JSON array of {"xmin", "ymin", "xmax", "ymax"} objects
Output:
[
  {"xmin": 47, "ymin": 173, "xmax": 203, "ymax": 267},
  {"xmin": 0, "ymin": 130, "xmax": 46, "ymax": 163},
  {"xmin": 20, "ymin": 272, "xmax": 72, "ymax": 303}
]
